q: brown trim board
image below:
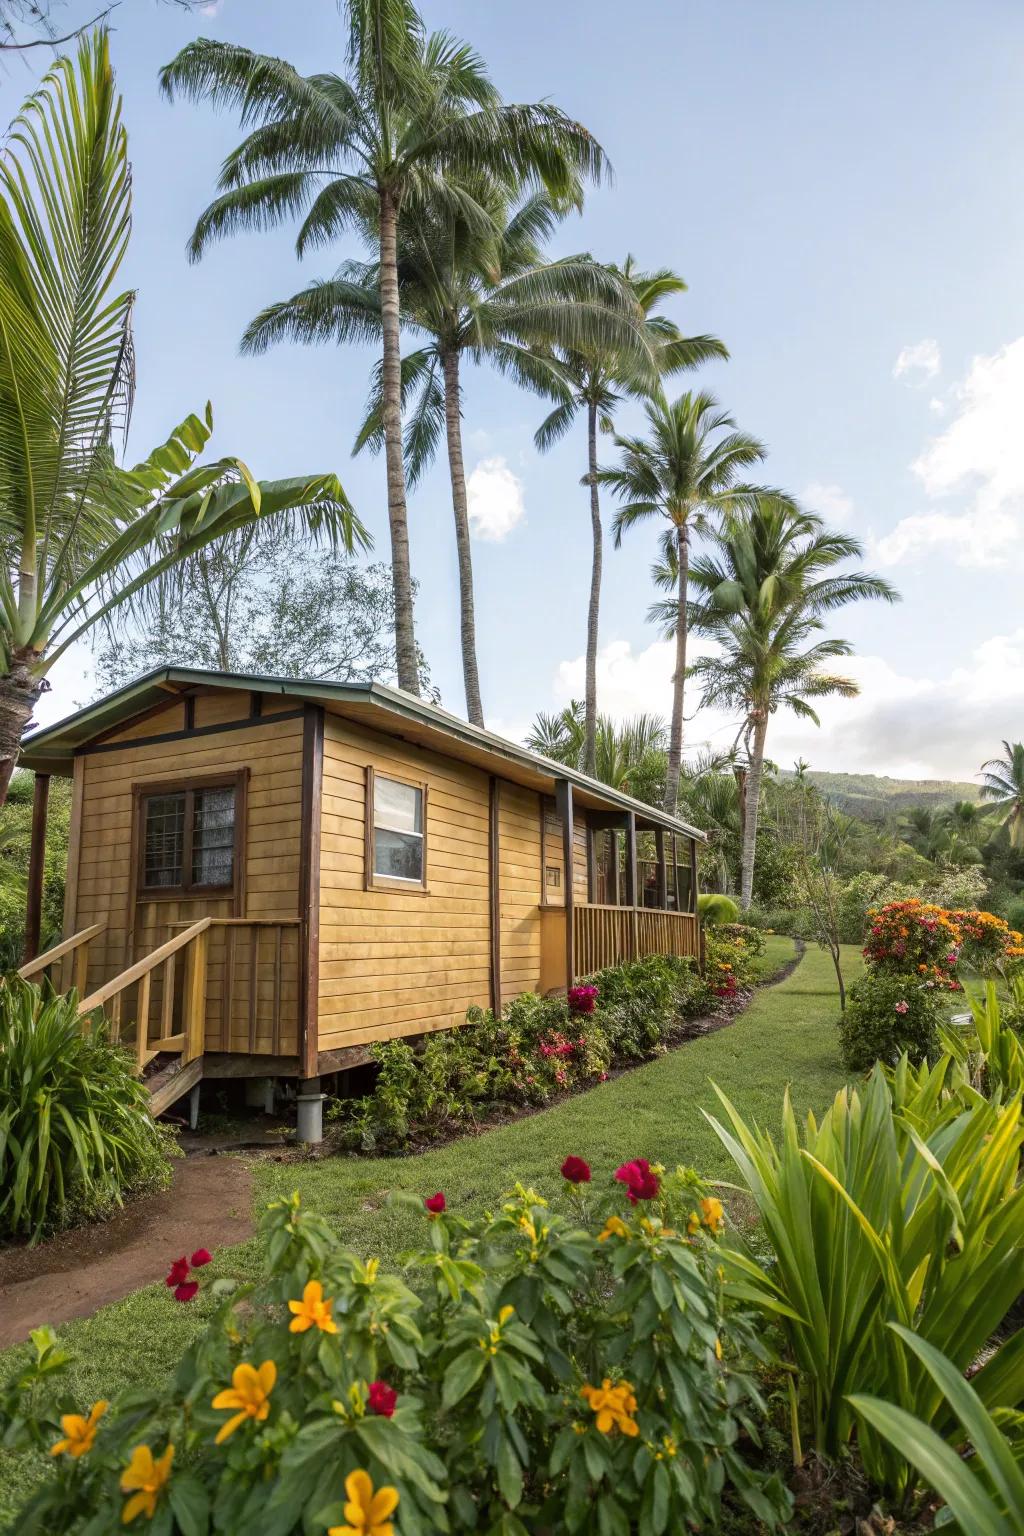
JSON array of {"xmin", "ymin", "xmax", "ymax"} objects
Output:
[{"xmin": 298, "ymin": 704, "xmax": 324, "ymax": 1079}]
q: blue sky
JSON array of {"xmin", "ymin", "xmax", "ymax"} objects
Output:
[{"xmin": 17, "ymin": 0, "xmax": 1024, "ymax": 778}]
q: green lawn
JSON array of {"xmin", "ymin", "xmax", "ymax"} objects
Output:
[{"xmin": 0, "ymin": 940, "xmax": 861, "ymax": 1521}]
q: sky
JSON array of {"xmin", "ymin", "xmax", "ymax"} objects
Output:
[{"xmin": 12, "ymin": 0, "xmax": 1024, "ymax": 781}]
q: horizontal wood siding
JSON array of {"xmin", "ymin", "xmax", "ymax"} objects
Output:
[
  {"xmin": 497, "ymin": 783, "xmax": 542, "ymax": 997},
  {"xmin": 317, "ymin": 714, "xmax": 494, "ymax": 1049},
  {"xmin": 72, "ymin": 694, "xmax": 304, "ymax": 1054}
]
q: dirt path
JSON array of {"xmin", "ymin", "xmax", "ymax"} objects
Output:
[{"xmin": 0, "ymin": 1156, "xmax": 253, "ymax": 1349}]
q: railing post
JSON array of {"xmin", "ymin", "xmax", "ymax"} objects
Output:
[
  {"xmin": 183, "ymin": 928, "xmax": 209, "ymax": 1064},
  {"xmin": 24, "ymin": 773, "xmax": 50, "ymax": 964},
  {"xmin": 624, "ymin": 811, "xmax": 638, "ymax": 960},
  {"xmin": 555, "ymin": 778, "xmax": 575, "ymax": 986},
  {"xmin": 654, "ymin": 827, "xmax": 668, "ymax": 910},
  {"xmin": 136, "ymin": 971, "xmax": 151, "ymax": 1072},
  {"xmin": 73, "ymin": 939, "xmax": 89, "ymax": 998}
]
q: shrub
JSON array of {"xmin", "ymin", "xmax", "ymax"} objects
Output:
[
  {"xmin": 706, "ymin": 1066, "xmax": 1024, "ymax": 1499},
  {"xmin": 838, "ymin": 971, "xmax": 941, "ymax": 1071},
  {"xmin": 744, "ymin": 903, "xmax": 815, "ymax": 938},
  {"xmin": 696, "ymin": 892, "xmax": 738, "ymax": 926},
  {"xmin": 861, "ymin": 898, "xmax": 962, "ymax": 987},
  {"xmin": 0, "ymin": 979, "xmax": 174, "ymax": 1241},
  {"xmin": 836, "ymin": 873, "xmax": 916, "ymax": 946},
  {"xmin": 1005, "ymin": 894, "xmax": 1024, "ymax": 935},
  {"xmin": 0, "ymin": 1171, "xmax": 792, "ymax": 1533},
  {"xmin": 704, "ymin": 926, "xmax": 759, "ymax": 991}
]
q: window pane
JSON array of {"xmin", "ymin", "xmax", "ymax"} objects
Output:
[
  {"xmin": 192, "ymin": 787, "xmax": 235, "ymax": 887},
  {"xmin": 143, "ymin": 794, "xmax": 185, "ymax": 888},
  {"xmin": 374, "ymin": 776, "xmax": 421, "ymax": 833},
  {"xmin": 374, "ymin": 827, "xmax": 423, "ymax": 882}
]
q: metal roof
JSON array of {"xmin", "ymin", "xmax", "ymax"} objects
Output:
[{"xmin": 19, "ymin": 666, "xmax": 705, "ymax": 840}]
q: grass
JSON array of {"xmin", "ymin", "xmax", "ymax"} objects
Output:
[{"xmin": 0, "ymin": 939, "xmax": 861, "ymax": 1521}]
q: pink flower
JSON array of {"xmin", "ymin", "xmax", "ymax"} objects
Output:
[
  {"xmin": 367, "ymin": 1380, "xmax": 397, "ymax": 1417},
  {"xmin": 894, "ymin": 1000, "xmax": 910, "ymax": 1015},
  {"xmin": 615, "ymin": 1158, "xmax": 660, "ymax": 1205},
  {"xmin": 561, "ymin": 1156, "xmax": 591, "ymax": 1184},
  {"xmin": 568, "ymin": 985, "xmax": 598, "ymax": 1015}
]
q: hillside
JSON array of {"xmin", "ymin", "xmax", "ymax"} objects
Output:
[{"xmin": 798, "ymin": 771, "xmax": 981, "ymax": 821}]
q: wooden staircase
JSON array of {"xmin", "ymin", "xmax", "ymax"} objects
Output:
[{"xmin": 18, "ymin": 918, "xmax": 212, "ymax": 1116}]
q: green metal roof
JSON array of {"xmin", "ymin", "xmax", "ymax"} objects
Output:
[{"xmin": 20, "ymin": 666, "xmax": 705, "ymax": 840}]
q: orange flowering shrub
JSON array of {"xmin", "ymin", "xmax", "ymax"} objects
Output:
[{"xmin": 863, "ymin": 899, "xmax": 1022, "ymax": 987}]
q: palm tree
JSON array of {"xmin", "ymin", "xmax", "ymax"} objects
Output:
[
  {"xmin": 600, "ymin": 391, "xmax": 766, "ymax": 815},
  {"xmin": 980, "ymin": 742, "xmax": 1024, "ymax": 851},
  {"xmin": 0, "ymin": 33, "xmax": 363, "ymax": 808},
  {"xmin": 526, "ymin": 701, "xmax": 668, "ymax": 805},
  {"xmin": 683, "ymin": 495, "xmax": 899, "ymax": 907},
  {"xmin": 160, "ymin": 1, "xmax": 608, "ymax": 697},
  {"xmin": 534, "ymin": 262, "xmax": 727, "ymax": 779},
  {"xmin": 247, "ymin": 189, "xmax": 645, "ymax": 726}
]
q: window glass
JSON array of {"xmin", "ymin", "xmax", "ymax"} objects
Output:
[
  {"xmin": 372, "ymin": 776, "xmax": 424, "ymax": 882},
  {"xmin": 374, "ymin": 775, "xmax": 422, "ymax": 834},
  {"xmin": 143, "ymin": 793, "xmax": 185, "ymax": 888},
  {"xmin": 192, "ymin": 787, "xmax": 235, "ymax": 886}
]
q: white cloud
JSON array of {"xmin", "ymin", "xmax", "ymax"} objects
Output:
[
  {"xmin": 199, "ymin": 1, "xmax": 224, "ymax": 14},
  {"xmin": 875, "ymin": 336, "xmax": 1024, "ymax": 567},
  {"xmin": 802, "ymin": 481, "xmax": 854, "ymax": 522},
  {"xmin": 549, "ymin": 630, "xmax": 1024, "ymax": 780},
  {"xmin": 466, "ymin": 456, "xmax": 525, "ymax": 541},
  {"xmin": 893, "ymin": 338, "xmax": 941, "ymax": 382}
]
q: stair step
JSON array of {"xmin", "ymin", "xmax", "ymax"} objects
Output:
[{"xmin": 147, "ymin": 1055, "xmax": 203, "ymax": 1118}]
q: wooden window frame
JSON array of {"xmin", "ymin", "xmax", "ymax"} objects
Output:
[
  {"xmin": 364, "ymin": 765, "xmax": 429, "ymax": 893},
  {"xmin": 132, "ymin": 769, "xmax": 248, "ymax": 904}
]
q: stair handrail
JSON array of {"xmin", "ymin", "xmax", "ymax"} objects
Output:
[
  {"xmin": 18, "ymin": 920, "xmax": 107, "ymax": 984},
  {"xmin": 77, "ymin": 917, "xmax": 212, "ymax": 1016}
]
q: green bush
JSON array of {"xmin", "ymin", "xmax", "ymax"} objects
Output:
[
  {"xmin": 837, "ymin": 971, "xmax": 941, "ymax": 1072},
  {"xmin": 0, "ymin": 1171, "xmax": 791, "ymax": 1533},
  {"xmin": 332, "ymin": 956, "xmax": 713, "ymax": 1153},
  {"xmin": 1005, "ymin": 894, "xmax": 1024, "ymax": 935},
  {"xmin": 743, "ymin": 904, "xmax": 815, "ymax": 938},
  {"xmin": 0, "ymin": 979, "xmax": 174, "ymax": 1241},
  {"xmin": 696, "ymin": 892, "xmax": 738, "ymax": 926}
]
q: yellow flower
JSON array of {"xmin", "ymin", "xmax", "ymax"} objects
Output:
[
  {"xmin": 700, "ymin": 1196, "xmax": 725, "ymax": 1235},
  {"xmin": 289, "ymin": 1279, "xmax": 338, "ymax": 1334},
  {"xmin": 686, "ymin": 1210, "xmax": 700, "ymax": 1236},
  {"xmin": 714, "ymin": 1336, "xmax": 723, "ymax": 1361},
  {"xmin": 580, "ymin": 1378, "xmax": 639, "ymax": 1436},
  {"xmin": 328, "ymin": 1469, "xmax": 400, "ymax": 1536},
  {"xmin": 120, "ymin": 1443, "xmax": 174, "ymax": 1525},
  {"xmin": 212, "ymin": 1360, "xmax": 277, "ymax": 1443},
  {"xmin": 50, "ymin": 1399, "xmax": 108, "ymax": 1459},
  {"xmin": 598, "ymin": 1214, "xmax": 629, "ymax": 1243}
]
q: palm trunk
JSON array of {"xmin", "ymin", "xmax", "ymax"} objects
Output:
[
  {"xmin": 378, "ymin": 186, "xmax": 420, "ymax": 696},
  {"xmin": 663, "ymin": 523, "xmax": 689, "ymax": 814},
  {"xmin": 441, "ymin": 348, "xmax": 484, "ymax": 727},
  {"xmin": 0, "ymin": 656, "xmax": 43, "ymax": 808},
  {"xmin": 739, "ymin": 709, "xmax": 768, "ymax": 909},
  {"xmin": 583, "ymin": 400, "xmax": 602, "ymax": 779}
]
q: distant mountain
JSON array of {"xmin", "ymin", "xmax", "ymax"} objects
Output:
[{"xmin": 795, "ymin": 771, "xmax": 981, "ymax": 821}]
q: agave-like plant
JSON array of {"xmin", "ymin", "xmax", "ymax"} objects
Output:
[
  {"xmin": 0, "ymin": 32, "xmax": 365, "ymax": 806},
  {"xmin": 705, "ymin": 1066, "xmax": 1024, "ymax": 1496}
]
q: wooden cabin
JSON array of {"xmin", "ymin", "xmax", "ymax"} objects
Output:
[{"xmin": 17, "ymin": 669, "xmax": 704, "ymax": 1135}]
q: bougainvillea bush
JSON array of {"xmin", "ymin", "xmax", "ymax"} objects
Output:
[
  {"xmin": 331, "ymin": 954, "xmax": 720, "ymax": 1153},
  {"xmin": 862, "ymin": 898, "xmax": 1024, "ymax": 988},
  {"xmin": 837, "ymin": 971, "xmax": 942, "ymax": 1072},
  {"xmin": 1, "ymin": 1167, "xmax": 792, "ymax": 1534}
]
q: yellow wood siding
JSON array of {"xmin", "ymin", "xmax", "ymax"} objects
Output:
[
  {"xmin": 99, "ymin": 699, "xmax": 185, "ymax": 743},
  {"xmin": 317, "ymin": 713, "xmax": 494, "ymax": 1050},
  {"xmin": 72, "ymin": 694, "xmax": 304, "ymax": 1054},
  {"xmin": 496, "ymin": 782, "xmax": 542, "ymax": 998}
]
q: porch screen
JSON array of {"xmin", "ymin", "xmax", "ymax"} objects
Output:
[
  {"xmin": 372, "ymin": 775, "xmax": 424, "ymax": 884},
  {"xmin": 141, "ymin": 783, "xmax": 236, "ymax": 893}
]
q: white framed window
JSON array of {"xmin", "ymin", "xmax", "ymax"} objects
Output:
[{"xmin": 366, "ymin": 768, "xmax": 427, "ymax": 889}]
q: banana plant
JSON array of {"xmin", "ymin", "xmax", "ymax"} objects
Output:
[
  {"xmin": 0, "ymin": 32, "xmax": 367, "ymax": 806},
  {"xmin": 851, "ymin": 1325, "xmax": 1024, "ymax": 1535},
  {"xmin": 705, "ymin": 1068, "xmax": 1024, "ymax": 1496}
]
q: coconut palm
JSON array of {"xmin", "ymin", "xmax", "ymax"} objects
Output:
[
  {"xmin": 680, "ymin": 495, "xmax": 899, "ymax": 906},
  {"xmin": 247, "ymin": 189, "xmax": 646, "ymax": 726},
  {"xmin": 980, "ymin": 741, "xmax": 1024, "ymax": 851},
  {"xmin": 526, "ymin": 701, "xmax": 668, "ymax": 804},
  {"xmin": 160, "ymin": 1, "xmax": 608, "ymax": 697},
  {"xmin": 0, "ymin": 33, "xmax": 363, "ymax": 808},
  {"xmin": 534, "ymin": 262, "xmax": 727, "ymax": 779},
  {"xmin": 600, "ymin": 391, "xmax": 765, "ymax": 814}
]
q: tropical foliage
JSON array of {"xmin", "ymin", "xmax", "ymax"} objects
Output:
[
  {"xmin": 981, "ymin": 740, "xmax": 1024, "ymax": 852},
  {"xmin": 0, "ymin": 32, "xmax": 362, "ymax": 806},
  {"xmin": 0, "ymin": 979, "xmax": 173, "ymax": 1241}
]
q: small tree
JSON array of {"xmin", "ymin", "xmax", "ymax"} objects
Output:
[{"xmin": 794, "ymin": 782, "xmax": 847, "ymax": 1009}]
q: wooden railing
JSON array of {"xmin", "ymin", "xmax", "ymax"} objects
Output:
[
  {"xmin": 172, "ymin": 917, "xmax": 300, "ymax": 1055},
  {"xmin": 18, "ymin": 921, "xmax": 107, "ymax": 994},
  {"xmin": 572, "ymin": 902, "xmax": 699, "ymax": 978},
  {"xmin": 78, "ymin": 917, "xmax": 212, "ymax": 1071}
]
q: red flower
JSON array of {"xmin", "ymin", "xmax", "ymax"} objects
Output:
[
  {"xmin": 190, "ymin": 1248, "xmax": 212, "ymax": 1268},
  {"xmin": 165, "ymin": 1257, "xmax": 190, "ymax": 1288},
  {"xmin": 424, "ymin": 1192, "xmax": 446, "ymax": 1215},
  {"xmin": 561, "ymin": 1155, "xmax": 591, "ymax": 1184},
  {"xmin": 615, "ymin": 1158, "xmax": 660, "ymax": 1204},
  {"xmin": 172, "ymin": 1281, "xmax": 199, "ymax": 1303},
  {"xmin": 568, "ymin": 985, "xmax": 598, "ymax": 1015},
  {"xmin": 367, "ymin": 1380, "xmax": 397, "ymax": 1418}
]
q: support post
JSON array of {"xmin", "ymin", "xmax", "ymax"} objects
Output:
[
  {"xmin": 624, "ymin": 811, "xmax": 638, "ymax": 959},
  {"xmin": 298, "ymin": 705, "xmax": 324, "ymax": 1080},
  {"xmin": 654, "ymin": 827, "xmax": 668, "ymax": 910},
  {"xmin": 555, "ymin": 778, "xmax": 575, "ymax": 986},
  {"xmin": 296, "ymin": 1076, "xmax": 324, "ymax": 1144},
  {"xmin": 24, "ymin": 773, "xmax": 50, "ymax": 964},
  {"xmin": 488, "ymin": 776, "xmax": 502, "ymax": 1014},
  {"xmin": 611, "ymin": 829, "xmax": 621, "ymax": 907}
]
